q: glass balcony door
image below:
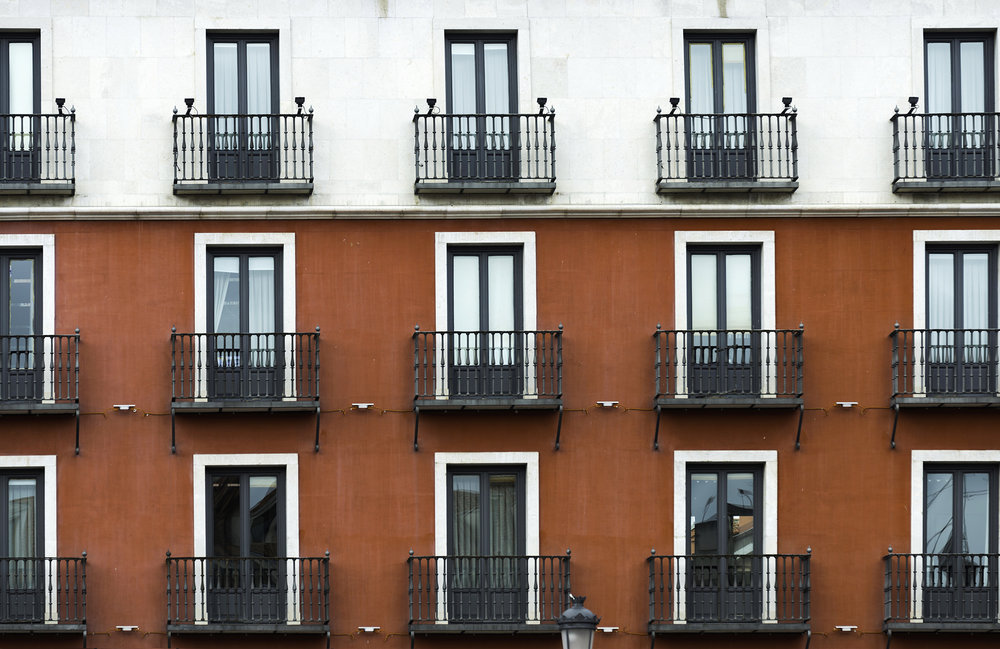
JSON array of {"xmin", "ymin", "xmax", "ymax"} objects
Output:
[
  {"xmin": 448, "ymin": 247, "xmax": 523, "ymax": 398},
  {"xmin": 208, "ymin": 34, "xmax": 279, "ymax": 181},
  {"xmin": 926, "ymin": 247, "xmax": 997, "ymax": 395},
  {"xmin": 0, "ymin": 473, "xmax": 42, "ymax": 623},
  {"xmin": 687, "ymin": 248, "xmax": 760, "ymax": 396},
  {"xmin": 447, "ymin": 467, "xmax": 526, "ymax": 623},
  {"xmin": 446, "ymin": 34, "xmax": 518, "ymax": 180},
  {"xmin": 923, "ymin": 467, "xmax": 998, "ymax": 621},
  {"xmin": 687, "ymin": 467, "xmax": 762, "ymax": 622},
  {"xmin": 207, "ymin": 470, "xmax": 285, "ymax": 623},
  {"xmin": 924, "ymin": 34, "xmax": 995, "ymax": 179},
  {"xmin": 685, "ymin": 35, "xmax": 755, "ymax": 181},
  {"xmin": 0, "ymin": 35, "xmax": 39, "ymax": 182},
  {"xmin": 1, "ymin": 252, "xmax": 40, "ymax": 401}
]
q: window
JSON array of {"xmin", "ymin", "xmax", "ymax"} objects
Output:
[
  {"xmin": 206, "ymin": 32, "xmax": 279, "ymax": 180},
  {"xmin": 674, "ymin": 232, "xmax": 776, "ymax": 398},
  {"xmin": 687, "ymin": 465, "xmax": 762, "ymax": 622},
  {"xmin": 924, "ymin": 32, "xmax": 995, "ymax": 178},
  {"xmin": 0, "ymin": 470, "xmax": 42, "ymax": 622},
  {"xmin": 192, "ymin": 453, "xmax": 299, "ymax": 624},
  {"xmin": 926, "ymin": 246, "xmax": 997, "ymax": 394},
  {"xmin": 0, "ymin": 249, "xmax": 40, "ymax": 401},
  {"xmin": 445, "ymin": 32, "xmax": 518, "ymax": 179},
  {"xmin": 448, "ymin": 246, "xmax": 523, "ymax": 397},
  {"xmin": 207, "ymin": 248, "xmax": 282, "ymax": 398},
  {"xmin": 206, "ymin": 468, "xmax": 285, "ymax": 623},
  {"xmin": 0, "ymin": 32, "xmax": 39, "ymax": 181},
  {"xmin": 446, "ymin": 465, "xmax": 526, "ymax": 622},
  {"xmin": 684, "ymin": 33, "xmax": 755, "ymax": 180},
  {"xmin": 687, "ymin": 247, "xmax": 761, "ymax": 395},
  {"xmin": 673, "ymin": 451, "xmax": 777, "ymax": 623}
]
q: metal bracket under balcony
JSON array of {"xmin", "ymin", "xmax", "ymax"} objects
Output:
[
  {"xmin": 172, "ymin": 101, "xmax": 314, "ymax": 196},
  {"xmin": 654, "ymin": 98, "xmax": 798, "ymax": 194},
  {"xmin": 412, "ymin": 100, "xmax": 556, "ymax": 195}
]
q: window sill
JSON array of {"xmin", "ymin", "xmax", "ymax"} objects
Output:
[
  {"xmin": 0, "ymin": 401, "xmax": 79, "ymax": 415},
  {"xmin": 0, "ymin": 181, "xmax": 74, "ymax": 196},
  {"xmin": 885, "ymin": 621, "xmax": 1000, "ymax": 633},
  {"xmin": 892, "ymin": 395, "xmax": 1000, "ymax": 408},
  {"xmin": 656, "ymin": 179, "xmax": 798, "ymax": 194},
  {"xmin": 893, "ymin": 179, "xmax": 1000, "ymax": 193},
  {"xmin": 0, "ymin": 622, "xmax": 87, "ymax": 634}
]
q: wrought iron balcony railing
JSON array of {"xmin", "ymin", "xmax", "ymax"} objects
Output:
[
  {"xmin": 891, "ymin": 104, "xmax": 1000, "ymax": 191},
  {"xmin": 648, "ymin": 553, "xmax": 810, "ymax": 630},
  {"xmin": 413, "ymin": 100, "xmax": 556, "ymax": 193},
  {"xmin": 408, "ymin": 554, "xmax": 570, "ymax": 631},
  {"xmin": 885, "ymin": 552, "xmax": 1000, "ymax": 629},
  {"xmin": 413, "ymin": 328, "xmax": 563, "ymax": 408},
  {"xmin": 655, "ymin": 98, "xmax": 798, "ymax": 192},
  {"xmin": 171, "ymin": 330, "xmax": 319, "ymax": 408},
  {"xmin": 172, "ymin": 101, "xmax": 313, "ymax": 194},
  {"xmin": 0, "ymin": 333, "xmax": 79, "ymax": 413},
  {"xmin": 166, "ymin": 555, "xmax": 329, "ymax": 630},
  {"xmin": 0, "ymin": 103, "xmax": 75, "ymax": 195},
  {"xmin": 0, "ymin": 556, "xmax": 86, "ymax": 631},
  {"xmin": 654, "ymin": 327, "xmax": 804, "ymax": 406},
  {"xmin": 890, "ymin": 327, "xmax": 1000, "ymax": 404}
]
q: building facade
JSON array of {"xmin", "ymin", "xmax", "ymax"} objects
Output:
[{"xmin": 0, "ymin": 1, "xmax": 998, "ymax": 648}]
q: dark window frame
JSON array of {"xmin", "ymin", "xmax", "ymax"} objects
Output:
[
  {"xmin": 447, "ymin": 245, "xmax": 523, "ymax": 333},
  {"xmin": 683, "ymin": 32, "xmax": 756, "ymax": 114},
  {"xmin": 686, "ymin": 245, "xmax": 761, "ymax": 331},
  {"xmin": 205, "ymin": 467, "xmax": 286, "ymax": 558},
  {"xmin": 446, "ymin": 464, "xmax": 526, "ymax": 557},
  {"xmin": 0, "ymin": 248, "xmax": 41, "ymax": 337},
  {"xmin": 925, "ymin": 244, "xmax": 998, "ymax": 330},
  {"xmin": 444, "ymin": 32, "xmax": 518, "ymax": 114},
  {"xmin": 206, "ymin": 247, "xmax": 283, "ymax": 335},
  {"xmin": 686, "ymin": 464, "xmax": 763, "ymax": 556},
  {"xmin": 206, "ymin": 32, "xmax": 280, "ymax": 115},
  {"xmin": 0, "ymin": 31, "xmax": 40, "ymax": 115},
  {"xmin": 924, "ymin": 31, "xmax": 995, "ymax": 114},
  {"xmin": 0, "ymin": 469, "xmax": 43, "ymax": 557}
]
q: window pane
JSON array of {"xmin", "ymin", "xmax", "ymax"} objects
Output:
[
  {"xmin": 7, "ymin": 42, "xmax": 32, "ymax": 114},
  {"xmin": 212, "ymin": 474, "xmax": 242, "ymax": 557},
  {"xmin": 721, "ymin": 42, "xmax": 748, "ymax": 114},
  {"xmin": 960, "ymin": 41, "xmax": 985, "ymax": 113},
  {"xmin": 487, "ymin": 255, "xmax": 514, "ymax": 331},
  {"xmin": 726, "ymin": 473, "xmax": 755, "ymax": 555},
  {"xmin": 483, "ymin": 43, "xmax": 510, "ymax": 113},
  {"xmin": 247, "ymin": 256, "xmax": 275, "ymax": 334},
  {"xmin": 690, "ymin": 254, "xmax": 717, "ymax": 330},
  {"xmin": 450, "ymin": 43, "xmax": 476, "ymax": 114},
  {"xmin": 213, "ymin": 257, "xmax": 240, "ymax": 333},
  {"xmin": 725, "ymin": 254, "xmax": 752, "ymax": 329},
  {"xmin": 213, "ymin": 43, "xmax": 238, "ymax": 115},
  {"xmin": 8, "ymin": 258, "xmax": 35, "ymax": 337},
  {"xmin": 248, "ymin": 476, "xmax": 278, "ymax": 557},
  {"xmin": 925, "ymin": 472, "xmax": 954, "ymax": 554},
  {"xmin": 963, "ymin": 472, "xmax": 990, "ymax": 555},
  {"xmin": 963, "ymin": 253, "xmax": 989, "ymax": 329},
  {"xmin": 690, "ymin": 472, "xmax": 718, "ymax": 555},
  {"xmin": 245, "ymin": 43, "xmax": 272, "ymax": 115},
  {"xmin": 451, "ymin": 475, "xmax": 480, "ymax": 556},
  {"xmin": 926, "ymin": 42, "xmax": 952, "ymax": 113},
  {"xmin": 928, "ymin": 253, "xmax": 955, "ymax": 330},
  {"xmin": 688, "ymin": 43, "xmax": 713, "ymax": 113},
  {"xmin": 7, "ymin": 477, "xmax": 36, "ymax": 558},
  {"xmin": 452, "ymin": 256, "xmax": 480, "ymax": 332},
  {"xmin": 488, "ymin": 474, "xmax": 517, "ymax": 555}
]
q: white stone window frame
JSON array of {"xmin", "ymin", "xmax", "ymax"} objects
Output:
[
  {"xmin": 192, "ymin": 452, "xmax": 300, "ymax": 625},
  {"xmin": 909, "ymin": 450, "xmax": 1000, "ymax": 622},
  {"xmin": 433, "ymin": 231, "xmax": 537, "ymax": 399},
  {"xmin": 0, "ymin": 235, "xmax": 56, "ymax": 400},
  {"xmin": 673, "ymin": 231, "xmax": 776, "ymax": 397},
  {"xmin": 0, "ymin": 455, "xmax": 58, "ymax": 622},
  {"xmin": 193, "ymin": 232, "xmax": 296, "ymax": 400},
  {"xmin": 433, "ymin": 451, "xmax": 540, "ymax": 624},
  {"xmin": 673, "ymin": 450, "xmax": 778, "ymax": 623},
  {"xmin": 911, "ymin": 230, "xmax": 1000, "ymax": 397}
]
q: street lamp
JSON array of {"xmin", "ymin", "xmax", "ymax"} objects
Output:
[{"xmin": 558, "ymin": 595, "xmax": 600, "ymax": 649}]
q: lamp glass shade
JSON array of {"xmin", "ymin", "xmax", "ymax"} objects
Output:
[{"xmin": 561, "ymin": 627, "xmax": 594, "ymax": 649}]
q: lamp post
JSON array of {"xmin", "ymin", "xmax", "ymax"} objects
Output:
[{"xmin": 558, "ymin": 595, "xmax": 599, "ymax": 649}]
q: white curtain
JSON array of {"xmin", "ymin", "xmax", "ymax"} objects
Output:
[
  {"xmin": 246, "ymin": 43, "xmax": 272, "ymax": 147},
  {"xmin": 452, "ymin": 255, "xmax": 480, "ymax": 366},
  {"xmin": 927, "ymin": 253, "xmax": 955, "ymax": 362},
  {"xmin": 926, "ymin": 42, "xmax": 952, "ymax": 149},
  {"xmin": 213, "ymin": 43, "xmax": 239, "ymax": 150},
  {"xmin": 483, "ymin": 43, "xmax": 510, "ymax": 149},
  {"xmin": 213, "ymin": 257, "xmax": 240, "ymax": 368},
  {"xmin": 451, "ymin": 475, "xmax": 480, "ymax": 588},
  {"xmin": 489, "ymin": 475, "xmax": 518, "ymax": 589},
  {"xmin": 7, "ymin": 478, "xmax": 37, "ymax": 589},
  {"xmin": 450, "ymin": 43, "xmax": 476, "ymax": 150},
  {"xmin": 688, "ymin": 43, "xmax": 714, "ymax": 148},
  {"xmin": 248, "ymin": 256, "xmax": 275, "ymax": 366},
  {"xmin": 487, "ymin": 255, "xmax": 514, "ymax": 364},
  {"xmin": 8, "ymin": 42, "xmax": 33, "ymax": 151},
  {"xmin": 960, "ymin": 41, "xmax": 985, "ymax": 147},
  {"xmin": 963, "ymin": 253, "xmax": 988, "ymax": 361},
  {"xmin": 721, "ymin": 43, "xmax": 748, "ymax": 147}
]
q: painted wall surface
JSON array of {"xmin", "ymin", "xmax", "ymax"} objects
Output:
[
  {"xmin": 0, "ymin": 0, "xmax": 993, "ymax": 208},
  {"xmin": 0, "ymin": 216, "xmax": 995, "ymax": 649}
]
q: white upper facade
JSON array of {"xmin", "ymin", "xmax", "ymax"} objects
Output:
[{"xmin": 1, "ymin": 0, "xmax": 998, "ymax": 210}]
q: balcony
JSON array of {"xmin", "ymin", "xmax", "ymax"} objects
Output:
[
  {"xmin": 654, "ymin": 327, "xmax": 804, "ymax": 409},
  {"xmin": 171, "ymin": 330, "xmax": 320, "ymax": 413},
  {"xmin": 0, "ymin": 333, "xmax": 80, "ymax": 415},
  {"xmin": 166, "ymin": 555, "xmax": 329, "ymax": 636},
  {"xmin": 0, "ymin": 102, "xmax": 75, "ymax": 195},
  {"xmin": 648, "ymin": 553, "xmax": 810, "ymax": 634},
  {"xmin": 408, "ymin": 554, "xmax": 570, "ymax": 634},
  {"xmin": 413, "ymin": 329, "xmax": 562, "ymax": 411},
  {"xmin": 885, "ymin": 552, "xmax": 1000, "ymax": 632},
  {"xmin": 890, "ymin": 327, "xmax": 1000, "ymax": 407},
  {"xmin": 891, "ymin": 102, "xmax": 1000, "ymax": 192},
  {"xmin": 412, "ymin": 99, "xmax": 556, "ymax": 194},
  {"xmin": 655, "ymin": 98, "xmax": 798, "ymax": 193},
  {"xmin": 172, "ymin": 99, "xmax": 313, "ymax": 195},
  {"xmin": 0, "ymin": 556, "xmax": 87, "ymax": 637}
]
